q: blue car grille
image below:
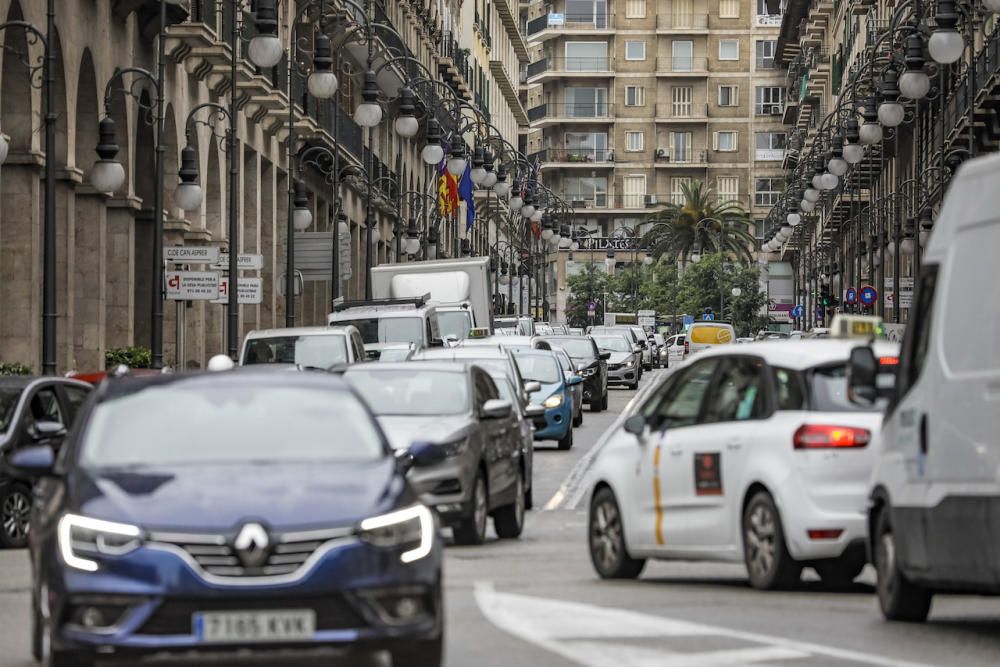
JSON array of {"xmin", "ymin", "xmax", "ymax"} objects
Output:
[{"xmin": 138, "ymin": 595, "xmax": 366, "ymax": 635}]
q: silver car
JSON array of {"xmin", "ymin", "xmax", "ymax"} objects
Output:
[
  {"xmin": 591, "ymin": 333, "xmax": 641, "ymax": 389},
  {"xmin": 343, "ymin": 362, "xmax": 528, "ymax": 546},
  {"xmin": 239, "ymin": 326, "xmax": 366, "ymax": 368}
]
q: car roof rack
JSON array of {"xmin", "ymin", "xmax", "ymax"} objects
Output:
[{"xmin": 331, "ymin": 293, "xmax": 431, "ymax": 312}]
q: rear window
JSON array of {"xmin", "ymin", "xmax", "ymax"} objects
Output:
[
  {"xmin": 689, "ymin": 325, "xmax": 734, "ymax": 345},
  {"xmin": 772, "ymin": 365, "xmax": 886, "ymax": 413}
]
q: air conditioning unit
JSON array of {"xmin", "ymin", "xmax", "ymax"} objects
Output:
[
  {"xmin": 656, "ymin": 148, "xmax": 668, "ymax": 159},
  {"xmin": 644, "ymin": 195, "xmax": 658, "ymax": 207},
  {"xmin": 770, "ymin": 107, "xmax": 784, "ymax": 115}
]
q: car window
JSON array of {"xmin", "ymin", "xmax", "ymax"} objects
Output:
[
  {"xmin": 473, "ymin": 370, "xmax": 499, "ymax": 410},
  {"xmin": 514, "ymin": 354, "xmax": 562, "ymax": 384},
  {"xmin": 703, "ymin": 357, "xmax": 767, "ymax": 423},
  {"xmin": 548, "ymin": 338, "xmax": 597, "ymax": 359},
  {"xmin": 772, "ymin": 367, "xmax": 807, "ymax": 410},
  {"xmin": 810, "ymin": 364, "xmax": 887, "ymax": 413},
  {"xmin": 244, "ymin": 334, "xmax": 348, "ymax": 367},
  {"xmin": 592, "ymin": 336, "xmax": 631, "ymax": 352},
  {"xmin": 334, "ymin": 317, "xmax": 424, "ymax": 345},
  {"xmin": 61, "ymin": 385, "xmax": 91, "ymax": 421},
  {"xmin": 642, "ymin": 360, "xmax": 718, "ymax": 429},
  {"xmin": 896, "ymin": 265, "xmax": 938, "ymax": 402},
  {"xmin": 346, "ymin": 369, "xmax": 470, "ymax": 416},
  {"xmin": 26, "ymin": 387, "xmax": 63, "ymax": 431}
]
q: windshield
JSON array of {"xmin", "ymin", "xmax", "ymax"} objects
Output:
[
  {"xmin": 437, "ymin": 310, "xmax": 473, "ymax": 341},
  {"xmin": 335, "ymin": 317, "xmax": 423, "ymax": 345},
  {"xmin": 592, "ymin": 336, "xmax": 631, "ymax": 352},
  {"xmin": 243, "ymin": 334, "xmax": 348, "ymax": 368},
  {"xmin": 346, "ymin": 370, "xmax": 469, "ymax": 416},
  {"xmin": 514, "ymin": 354, "xmax": 562, "ymax": 384},
  {"xmin": 550, "ymin": 338, "xmax": 596, "ymax": 359},
  {"xmin": 80, "ymin": 384, "xmax": 384, "ymax": 467},
  {"xmin": 377, "ymin": 347, "xmax": 412, "ymax": 362},
  {"xmin": 0, "ymin": 388, "xmax": 22, "ymax": 433}
]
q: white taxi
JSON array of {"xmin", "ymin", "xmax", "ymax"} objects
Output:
[{"xmin": 587, "ymin": 339, "xmax": 899, "ymax": 590}]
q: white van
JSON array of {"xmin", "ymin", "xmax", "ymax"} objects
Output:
[
  {"xmin": 684, "ymin": 321, "xmax": 735, "ymax": 358},
  {"xmin": 849, "ymin": 152, "xmax": 1000, "ymax": 622}
]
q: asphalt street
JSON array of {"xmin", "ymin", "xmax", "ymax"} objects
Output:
[{"xmin": 1, "ymin": 370, "xmax": 998, "ymax": 666}]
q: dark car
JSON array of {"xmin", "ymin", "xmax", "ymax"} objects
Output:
[
  {"xmin": 0, "ymin": 376, "xmax": 92, "ymax": 548},
  {"xmin": 344, "ymin": 362, "xmax": 527, "ymax": 545},
  {"xmin": 14, "ymin": 371, "xmax": 444, "ymax": 666},
  {"xmin": 539, "ymin": 336, "xmax": 609, "ymax": 412}
]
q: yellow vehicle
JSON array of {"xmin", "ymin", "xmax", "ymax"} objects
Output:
[
  {"xmin": 684, "ymin": 321, "xmax": 736, "ymax": 357},
  {"xmin": 829, "ymin": 314, "xmax": 884, "ymax": 339}
]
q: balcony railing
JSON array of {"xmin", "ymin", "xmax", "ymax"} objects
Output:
[
  {"xmin": 654, "ymin": 102, "xmax": 709, "ymax": 118},
  {"xmin": 756, "ymin": 57, "xmax": 778, "ymax": 70},
  {"xmin": 653, "ymin": 147, "xmax": 708, "ymax": 163},
  {"xmin": 755, "ymin": 148, "xmax": 785, "ymax": 161},
  {"xmin": 656, "ymin": 57, "xmax": 709, "ymax": 73},
  {"xmin": 526, "ymin": 13, "xmax": 614, "ymax": 35},
  {"xmin": 541, "ymin": 148, "xmax": 613, "ymax": 163},
  {"xmin": 526, "ymin": 56, "xmax": 614, "ymax": 76},
  {"xmin": 756, "ymin": 14, "xmax": 783, "ymax": 26},
  {"xmin": 656, "ymin": 13, "xmax": 709, "ymax": 29},
  {"xmin": 527, "ymin": 102, "xmax": 614, "ymax": 120}
]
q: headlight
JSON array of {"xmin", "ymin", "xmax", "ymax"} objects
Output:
[
  {"xmin": 543, "ymin": 393, "xmax": 564, "ymax": 408},
  {"xmin": 58, "ymin": 514, "xmax": 143, "ymax": 572},
  {"xmin": 359, "ymin": 505, "xmax": 434, "ymax": 564},
  {"xmin": 580, "ymin": 367, "xmax": 597, "ymax": 376},
  {"xmin": 439, "ymin": 437, "xmax": 467, "ymax": 457},
  {"xmin": 625, "ymin": 359, "xmax": 635, "ymax": 368}
]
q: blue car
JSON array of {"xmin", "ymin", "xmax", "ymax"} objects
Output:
[
  {"xmin": 512, "ymin": 349, "xmax": 581, "ymax": 450},
  {"xmin": 12, "ymin": 370, "xmax": 445, "ymax": 666}
]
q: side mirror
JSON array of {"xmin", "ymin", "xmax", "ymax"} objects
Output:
[
  {"xmin": 523, "ymin": 380, "xmax": 542, "ymax": 394},
  {"xmin": 567, "ymin": 374, "xmax": 583, "ymax": 386},
  {"xmin": 524, "ymin": 404, "xmax": 547, "ymax": 429},
  {"xmin": 632, "ymin": 345, "xmax": 643, "ymax": 354},
  {"xmin": 32, "ymin": 420, "xmax": 67, "ymax": 442},
  {"xmin": 481, "ymin": 398, "xmax": 513, "ymax": 419},
  {"xmin": 398, "ymin": 441, "xmax": 447, "ymax": 470},
  {"xmin": 599, "ymin": 351, "xmax": 611, "ymax": 360},
  {"xmin": 623, "ymin": 414, "xmax": 647, "ymax": 438},
  {"xmin": 847, "ymin": 346, "xmax": 879, "ymax": 404},
  {"xmin": 9, "ymin": 444, "xmax": 56, "ymax": 476}
]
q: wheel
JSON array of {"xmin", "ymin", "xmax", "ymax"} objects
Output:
[
  {"xmin": 390, "ymin": 632, "xmax": 443, "ymax": 667},
  {"xmin": 589, "ymin": 487, "xmax": 645, "ymax": 579},
  {"xmin": 814, "ymin": 558, "xmax": 865, "ymax": 589},
  {"xmin": 573, "ymin": 409, "xmax": 583, "ymax": 427},
  {"xmin": 589, "ymin": 395, "xmax": 602, "ymax": 413},
  {"xmin": 0, "ymin": 483, "xmax": 32, "ymax": 548},
  {"xmin": 742, "ymin": 491, "xmax": 801, "ymax": 590},
  {"xmin": 874, "ymin": 507, "xmax": 932, "ymax": 621},
  {"xmin": 525, "ymin": 483, "xmax": 533, "ymax": 511},
  {"xmin": 557, "ymin": 425, "xmax": 574, "ymax": 451},
  {"xmin": 453, "ymin": 471, "xmax": 488, "ymax": 546},
  {"xmin": 629, "ymin": 379, "xmax": 639, "ymax": 390},
  {"xmin": 494, "ymin": 467, "xmax": 525, "ymax": 539},
  {"xmin": 601, "ymin": 392, "xmax": 609, "ymax": 410}
]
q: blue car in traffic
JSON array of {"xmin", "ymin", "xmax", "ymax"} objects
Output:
[
  {"xmin": 512, "ymin": 349, "xmax": 581, "ymax": 451},
  {"xmin": 12, "ymin": 370, "xmax": 445, "ymax": 666}
]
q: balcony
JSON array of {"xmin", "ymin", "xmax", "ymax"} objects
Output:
[
  {"xmin": 526, "ymin": 102, "xmax": 615, "ymax": 125},
  {"xmin": 756, "ymin": 57, "xmax": 779, "ymax": 71},
  {"xmin": 537, "ymin": 148, "xmax": 614, "ymax": 165},
  {"xmin": 656, "ymin": 13, "xmax": 709, "ymax": 31},
  {"xmin": 436, "ymin": 31, "xmax": 474, "ymax": 102},
  {"xmin": 654, "ymin": 147, "xmax": 708, "ymax": 166},
  {"xmin": 755, "ymin": 104, "xmax": 786, "ymax": 118},
  {"xmin": 654, "ymin": 102, "xmax": 709, "ymax": 121},
  {"xmin": 525, "ymin": 57, "xmax": 615, "ymax": 82},
  {"xmin": 756, "ymin": 14, "xmax": 783, "ymax": 27},
  {"xmin": 526, "ymin": 13, "xmax": 615, "ymax": 42},
  {"xmin": 655, "ymin": 57, "xmax": 709, "ymax": 75}
]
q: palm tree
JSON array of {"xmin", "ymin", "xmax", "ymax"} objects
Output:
[{"xmin": 640, "ymin": 180, "xmax": 757, "ymax": 264}]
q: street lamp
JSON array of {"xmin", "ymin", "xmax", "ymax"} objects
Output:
[
  {"xmin": 928, "ymin": 0, "xmax": 964, "ymax": 64},
  {"xmin": 421, "ymin": 118, "xmax": 445, "ymax": 165},
  {"xmin": 293, "ymin": 180, "xmax": 313, "ymax": 231},
  {"xmin": 247, "ymin": 0, "xmax": 283, "ymax": 68},
  {"xmin": 307, "ymin": 34, "xmax": 339, "ymax": 99},
  {"xmin": 354, "ymin": 71, "xmax": 384, "ymax": 127}
]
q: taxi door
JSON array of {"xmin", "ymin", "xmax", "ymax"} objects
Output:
[{"xmin": 633, "ymin": 358, "xmax": 720, "ymax": 556}]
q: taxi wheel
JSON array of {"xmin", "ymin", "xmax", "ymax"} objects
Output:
[
  {"xmin": 742, "ymin": 491, "xmax": 801, "ymax": 590},
  {"xmin": 557, "ymin": 425, "xmax": 574, "ymax": 451},
  {"xmin": 494, "ymin": 467, "xmax": 525, "ymax": 539},
  {"xmin": 589, "ymin": 487, "xmax": 645, "ymax": 579},
  {"xmin": 390, "ymin": 631, "xmax": 443, "ymax": 667},
  {"xmin": 874, "ymin": 507, "xmax": 933, "ymax": 622},
  {"xmin": 453, "ymin": 471, "xmax": 488, "ymax": 546}
]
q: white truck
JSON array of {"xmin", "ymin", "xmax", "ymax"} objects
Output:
[{"xmin": 370, "ymin": 257, "xmax": 493, "ymax": 340}]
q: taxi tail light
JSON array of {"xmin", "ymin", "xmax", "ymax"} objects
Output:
[{"xmin": 793, "ymin": 424, "xmax": 871, "ymax": 449}]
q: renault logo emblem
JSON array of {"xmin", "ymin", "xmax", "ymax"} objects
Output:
[{"xmin": 233, "ymin": 523, "xmax": 270, "ymax": 568}]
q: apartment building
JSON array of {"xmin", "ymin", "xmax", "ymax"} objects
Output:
[{"xmin": 517, "ymin": 0, "xmax": 787, "ymax": 320}]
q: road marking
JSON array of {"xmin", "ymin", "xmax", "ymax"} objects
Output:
[{"xmin": 474, "ymin": 582, "xmax": 938, "ymax": 667}]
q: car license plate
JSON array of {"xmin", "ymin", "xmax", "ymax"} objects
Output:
[{"xmin": 194, "ymin": 610, "xmax": 316, "ymax": 643}]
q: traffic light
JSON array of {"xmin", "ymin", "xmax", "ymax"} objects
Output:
[{"xmin": 819, "ymin": 286, "xmax": 838, "ymax": 308}]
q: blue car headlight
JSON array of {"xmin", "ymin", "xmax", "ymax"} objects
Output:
[
  {"xmin": 58, "ymin": 514, "xmax": 143, "ymax": 572},
  {"xmin": 543, "ymin": 393, "xmax": 564, "ymax": 409},
  {"xmin": 359, "ymin": 504, "xmax": 435, "ymax": 564}
]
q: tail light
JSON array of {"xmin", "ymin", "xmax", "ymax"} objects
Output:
[
  {"xmin": 879, "ymin": 356, "xmax": 899, "ymax": 367},
  {"xmin": 793, "ymin": 424, "xmax": 871, "ymax": 449},
  {"xmin": 807, "ymin": 529, "xmax": 843, "ymax": 540}
]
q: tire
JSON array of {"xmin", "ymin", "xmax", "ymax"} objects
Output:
[
  {"xmin": 573, "ymin": 409, "xmax": 583, "ymax": 427},
  {"xmin": 525, "ymin": 483, "xmax": 533, "ymax": 511},
  {"xmin": 390, "ymin": 632, "xmax": 443, "ymax": 667},
  {"xmin": 629, "ymin": 380, "xmax": 639, "ymax": 390},
  {"xmin": 742, "ymin": 491, "xmax": 801, "ymax": 590},
  {"xmin": 874, "ymin": 507, "xmax": 933, "ymax": 622},
  {"xmin": 557, "ymin": 425, "xmax": 574, "ymax": 451},
  {"xmin": 589, "ymin": 396, "xmax": 601, "ymax": 413},
  {"xmin": 601, "ymin": 392, "xmax": 609, "ymax": 410},
  {"xmin": 0, "ymin": 484, "xmax": 32, "ymax": 549},
  {"xmin": 494, "ymin": 467, "xmax": 525, "ymax": 539},
  {"xmin": 814, "ymin": 558, "xmax": 865, "ymax": 589},
  {"xmin": 589, "ymin": 487, "xmax": 645, "ymax": 579},
  {"xmin": 453, "ymin": 471, "xmax": 488, "ymax": 546}
]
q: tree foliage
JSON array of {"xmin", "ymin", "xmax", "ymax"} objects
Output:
[
  {"xmin": 641, "ymin": 180, "xmax": 757, "ymax": 264},
  {"xmin": 105, "ymin": 346, "xmax": 152, "ymax": 370},
  {"xmin": 565, "ymin": 263, "xmax": 609, "ymax": 328}
]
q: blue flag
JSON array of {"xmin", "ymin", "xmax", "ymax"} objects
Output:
[{"xmin": 458, "ymin": 162, "xmax": 475, "ymax": 231}]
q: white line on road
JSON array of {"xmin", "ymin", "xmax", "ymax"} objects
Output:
[{"xmin": 474, "ymin": 581, "xmax": 939, "ymax": 667}]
